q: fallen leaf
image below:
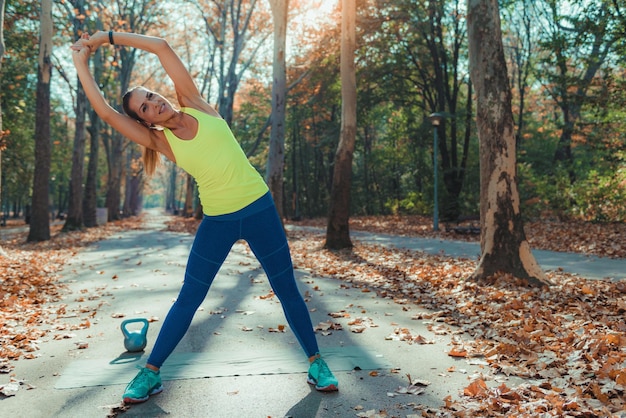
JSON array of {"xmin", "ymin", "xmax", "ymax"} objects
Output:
[
  {"xmin": 413, "ymin": 335, "xmax": 434, "ymax": 344},
  {"xmin": 448, "ymin": 347, "xmax": 467, "ymax": 358},
  {"xmin": 463, "ymin": 379, "xmax": 488, "ymax": 398}
]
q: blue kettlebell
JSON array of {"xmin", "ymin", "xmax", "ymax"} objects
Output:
[{"xmin": 121, "ymin": 318, "xmax": 149, "ymax": 352}]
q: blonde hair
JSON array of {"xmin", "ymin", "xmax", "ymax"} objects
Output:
[
  {"xmin": 123, "ymin": 87, "xmax": 162, "ymax": 177},
  {"xmin": 142, "ymin": 146, "xmax": 161, "ymax": 177}
]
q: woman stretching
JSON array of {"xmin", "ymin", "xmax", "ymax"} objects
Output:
[{"xmin": 71, "ymin": 31, "xmax": 338, "ymax": 404}]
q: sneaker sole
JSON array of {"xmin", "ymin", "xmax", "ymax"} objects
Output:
[
  {"xmin": 315, "ymin": 383, "xmax": 338, "ymax": 392},
  {"xmin": 307, "ymin": 378, "xmax": 338, "ymax": 392},
  {"xmin": 123, "ymin": 385, "xmax": 164, "ymax": 404}
]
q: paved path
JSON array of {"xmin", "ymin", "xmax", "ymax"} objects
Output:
[{"xmin": 1, "ymin": 213, "xmax": 623, "ymax": 418}]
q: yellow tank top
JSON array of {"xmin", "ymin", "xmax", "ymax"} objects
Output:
[{"xmin": 164, "ymin": 107, "xmax": 269, "ymax": 216}]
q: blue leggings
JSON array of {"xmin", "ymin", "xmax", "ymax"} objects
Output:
[{"xmin": 147, "ymin": 194, "xmax": 319, "ymax": 367}]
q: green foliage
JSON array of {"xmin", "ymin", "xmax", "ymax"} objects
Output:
[
  {"xmin": 1, "ymin": 0, "xmax": 624, "ymax": 228},
  {"xmin": 519, "ymin": 154, "xmax": 626, "ymax": 223},
  {"xmin": 1, "ymin": 1, "xmax": 85, "ymax": 216},
  {"xmin": 518, "ymin": 165, "xmax": 573, "ymax": 219},
  {"xmin": 0, "ymin": 4, "xmax": 39, "ymax": 213},
  {"xmin": 384, "ymin": 191, "xmax": 430, "ymax": 216},
  {"xmin": 570, "ymin": 160, "xmax": 626, "ymax": 222}
]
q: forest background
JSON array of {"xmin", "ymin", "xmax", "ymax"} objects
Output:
[
  {"xmin": 1, "ymin": 1, "xmax": 625, "ymax": 415},
  {"xmin": 1, "ymin": 0, "xmax": 626, "ymax": 237}
]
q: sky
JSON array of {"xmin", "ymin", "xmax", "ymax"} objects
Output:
[{"xmin": 295, "ymin": 0, "xmax": 339, "ymax": 26}]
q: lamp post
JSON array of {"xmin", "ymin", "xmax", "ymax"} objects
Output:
[{"xmin": 428, "ymin": 113, "xmax": 445, "ymax": 231}]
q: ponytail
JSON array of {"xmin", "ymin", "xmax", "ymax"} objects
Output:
[{"xmin": 142, "ymin": 146, "xmax": 161, "ymax": 177}]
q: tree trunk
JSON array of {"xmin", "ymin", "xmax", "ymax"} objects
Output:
[
  {"xmin": 0, "ymin": 0, "xmax": 6, "ymax": 255},
  {"xmin": 183, "ymin": 173, "xmax": 194, "ymax": 217},
  {"xmin": 511, "ymin": 0, "xmax": 532, "ymax": 149},
  {"xmin": 63, "ymin": 81, "xmax": 87, "ymax": 231},
  {"xmin": 266, "ymin": 0, "xmax": 288, "ymax": 219},
  {"xmin": 208, "ymin": 0, "xmax": 260, "ymax": 126},
  {"xmin": 63, "ymin": 0, "xmax": 87, "ymax": 231},
  {"xmin": 0, "ymin": 0, "xmax": 5, "ymax": 246},
  {"xmin": 166, "ymin": 163, "xmax": 177, "ymax": 213},
  {"xmin": 83, "ymin": 42, "xmax": 104, "ymax": 228},
  {"xmin": 123, "ymin": 144, "xmax": 143, "ymax": 216},
  {"xmin": 467, "ymin": 0, "xmax": 550, "ymax": 287},
  {"xmin": 96, "ymin": 0, "xmax": 163, "ymax": 221},
  {"xmin": 104, "ymin": 131, "xmax": 124, "ymax": 221},
  {"xmin": 125, "ymin": 173, "xmax": 142, "ymax": 216},
  {"xmin": 325, "ymin": 0, "xmax": 356, "ymax": 250},
  {"xmin": 28, "ymin": 0, "xmax": 53, "ymax": 242},
  {"xmin": 194, "ymin": 197, "xmax": 203, "ymax": 220},
  {"xmin": 83, "ymin": 107, "xmax": 101, "ymax": 227}
]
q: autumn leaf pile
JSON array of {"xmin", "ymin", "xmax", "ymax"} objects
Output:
[
  {"xmin": 0, "ymin": 217, "xmax": 144, "ymax": 375},
  {"xmin": 285, "ymin": 226, "xmax": 626, "ymax": 417}
]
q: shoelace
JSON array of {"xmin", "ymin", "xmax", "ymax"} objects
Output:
[
  {"xmin": 129, "ymin": 368, "xmax": 152, "ymax": 387},
  {"xmin": 315, "ymin": 359, "xmax": 332, "ymax": 377}
]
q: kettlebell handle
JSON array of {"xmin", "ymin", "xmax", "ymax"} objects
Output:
[{"xmin": 121, "ymin": 318, "xmax": 149, "ymax": 335}]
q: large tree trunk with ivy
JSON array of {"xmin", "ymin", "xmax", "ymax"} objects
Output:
[
  {"xmin": 325, "ymin": 0, "xmax": 356, "ymax": 250},
  {"xmin": 266, "ymin": 0, "xmax": 288, "ymax": 219},
  {"xmin": 28, "ymin": 0, "xmax": 53, "ymax": 242},
  {"xmin": 467, "ymin": 0, "xmax": 550, "ymax": 287}
]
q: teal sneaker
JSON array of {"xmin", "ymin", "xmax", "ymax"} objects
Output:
[
  {"xmin": 307, "ymin": 356, "xmax": 338, "ymax": 392},
  {"xmin": 122, "ymin": 366, "xmax": 163, "ymax": 404}
]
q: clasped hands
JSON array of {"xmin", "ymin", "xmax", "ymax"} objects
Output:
[{"xmin": 70, "ymin": 31, "xmax": 108, "ymax": 56}]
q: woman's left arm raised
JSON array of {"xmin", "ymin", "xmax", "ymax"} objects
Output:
[{"xmin": 85, "ymin": 31, "xmax": 219, "ymax": 116}]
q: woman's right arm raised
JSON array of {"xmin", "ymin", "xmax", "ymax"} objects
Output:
[{"xmin": 71, "ymin": 38, "xmax": 155, "ymax": 149}]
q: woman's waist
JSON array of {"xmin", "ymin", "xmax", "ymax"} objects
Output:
[{"xmin": 202, "ymin": 190, "xmax": 273, "ymax": 220}]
